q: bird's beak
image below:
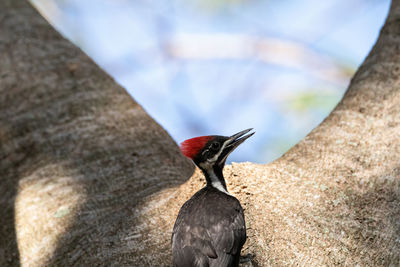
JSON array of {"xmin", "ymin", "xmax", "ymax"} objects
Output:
[{"xmin": 217, "ymin": 128, "xmax": 255, "ymax": 167}]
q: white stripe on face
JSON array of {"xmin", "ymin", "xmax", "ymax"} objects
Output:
[{"xmin": 206, "ymin": 139, "xmax": 231, "ymax": 164}]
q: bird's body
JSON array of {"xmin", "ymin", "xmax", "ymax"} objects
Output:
[
  {"xmin": 172, "ymin": 129, "xmax": 254, "ymax": 267},
  {"xmin": 172, "ymin": 186, "xmax": 246, "ymax": 267}
]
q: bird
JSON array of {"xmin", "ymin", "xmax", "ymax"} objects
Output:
[{"xmin": 172, "ymin": 128, "xmax": 254, "ymax": 267}]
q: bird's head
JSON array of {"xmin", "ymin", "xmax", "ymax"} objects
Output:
[{"xmin": 180, "ymin": 128, "xmax": 254, "ymax": 171}]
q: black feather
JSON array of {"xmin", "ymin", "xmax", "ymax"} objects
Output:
[{"xmin": 172, "ymin": 186, "xmax": 246, "ymax": 267}]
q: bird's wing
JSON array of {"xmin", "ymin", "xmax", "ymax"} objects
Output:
[
  {"xmin": 208, "ymin": 206, "xmax": 246, "ymax": 255},
  {"xmin": 172, "ymin": 223, "xmax": 218, "ymax": 259},
  {"xmin": 172, "ymin": 189, "xmax": 246, "ymax": 266},
  {"xmin": 172, "ymin": 221, "xmax": 218, "ymax": 267}
]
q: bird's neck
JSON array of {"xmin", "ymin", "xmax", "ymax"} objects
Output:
[{"xmin": 200, "ymin": 164, "xmax": 229, "ymax": 194}]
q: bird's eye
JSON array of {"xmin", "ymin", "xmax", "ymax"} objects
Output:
[{"xmin": 211, "ymin": 142, "xmax": 220, "ymax": 150}]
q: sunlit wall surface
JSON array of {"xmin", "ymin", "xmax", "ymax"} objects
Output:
[{"xmin": 32, "ymin": 0, "xmax": 390, "ymax": 163}]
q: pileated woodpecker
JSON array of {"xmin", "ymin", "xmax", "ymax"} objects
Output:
[{"xmin": 172, "ymin": 128, "xmax": 254, "ymax": 267}]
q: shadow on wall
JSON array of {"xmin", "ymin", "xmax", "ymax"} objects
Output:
[{"xmin": 0, "ymin": 1, "xmax": 194, "ymax": 266}]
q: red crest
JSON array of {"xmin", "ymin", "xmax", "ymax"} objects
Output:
[{"xmin": 180, "ymin": 136, "xmax": 214, "ymax": 159}]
